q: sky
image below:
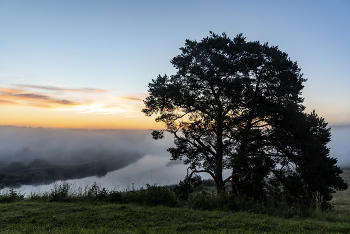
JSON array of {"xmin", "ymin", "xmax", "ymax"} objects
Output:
[{"xmin": 1, "ymin": 0, "xmax": 350, "ymax": 129}]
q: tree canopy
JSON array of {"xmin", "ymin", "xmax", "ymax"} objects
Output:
[{"xmin": 142, "ymin": 32, "xmax": 347, "ymax": 206}]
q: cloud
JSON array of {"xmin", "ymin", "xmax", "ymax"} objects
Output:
[
  {"xmin": 0, "ymin": 83, "xmax": 147, "ymax": 114},
  {"xmin": 0, "ymin": 87, "xmax": 81, "ymax": 108},
  {"xmin": 119, "ymin": 96, "xmax": 144, "ymax": 102},
  {"xmin": 66, "ymin": 102, "xmax": 127, "ymax": 114},
  {"xmin": 0, "ymin": 99, "xmax": 17, "ymax": 105},
  {"xmin": 15, "ymin": 84, "xmax": 107, "ymax": 93},
  {"xmin": 166, "ymin": 160, "xmax": 184, "ymax": 167},
  {"xmin": 0, "ymin": 126, "xmax": 176, "ymax": 188}
]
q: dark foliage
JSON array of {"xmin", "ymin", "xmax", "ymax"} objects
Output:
[
  {"xmin": 171, "ymin": 174, "xmax": 203, "ymax": 200},
  {"xmin": 142, "ymin": 32, "xmax": 348, "ymax": 206},
  {"xmin": 3, "ymin": 179, "xmax": 347, "ymax": 217},
  {"xmin": 0, "ymin": 189, "xmax": 24, "ymax": 203},
  {"xmin": 125, "ymin": 184, "xmax": 178, "ymax": 207},
  {"xmin": 201, "ymin": 179, "xmax": 215, "ymax": 187}
]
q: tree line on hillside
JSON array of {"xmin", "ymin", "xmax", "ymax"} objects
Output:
[{"xmin": 0, "ymin": 155, "xmax": 136, "ymax": 189}]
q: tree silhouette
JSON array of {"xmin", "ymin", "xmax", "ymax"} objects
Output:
[{"xmin": 142, "ymin": 32, "xmax": 347, "ymax": 205}]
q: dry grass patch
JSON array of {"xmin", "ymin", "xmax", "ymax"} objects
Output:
[{"xmin": 331, "ymin": 169, "xmax": 350, "ymax": 214}]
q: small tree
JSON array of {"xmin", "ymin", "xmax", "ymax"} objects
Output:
[{"xmin": 142, "ymin": 32, "xmax": 347, "ymax": 204}]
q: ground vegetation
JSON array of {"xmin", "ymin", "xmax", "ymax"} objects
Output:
[{"xmin": 0, "ymin": 172, "xmax": 349, "ymax": 233}]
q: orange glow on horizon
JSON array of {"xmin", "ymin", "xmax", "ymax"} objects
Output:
[
  {"xmin": 0, "ymin": 106, "xmax": 163, "ymax": 129},
  {"xmin": 1, "ymin": 104, "xmax": 347, "ymax": 130},
  {"xmin": 1, "ymin": 83, "xmax": 346, "ymax": 129},
  {"xmin": 0, "ymin": 83, "xmax": 161, "ymax": 129}
]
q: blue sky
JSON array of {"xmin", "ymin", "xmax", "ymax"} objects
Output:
[{"xmin": 1, "ymin": 0, "xmax": 350, "ymax": 128}]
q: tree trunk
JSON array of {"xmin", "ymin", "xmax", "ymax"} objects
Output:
[
  {"xmin": 231, "ymin": 170, "xmax": 239, "ymax": 195},
  {"xmin": 214, "ymin": 158, "xmax": 224, "ymax": 195},
  {"xmin": 215, "ymin": 120, "xmax": 224, "ymax": 195}
]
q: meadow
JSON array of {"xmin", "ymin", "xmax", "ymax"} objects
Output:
[
  {"xmin": 0, "ymin": 170, "xmax": 349, "ymax": 233},
  {"xmin": 330, "ymin": 168, "xmax": 350, "ymax": 215}
]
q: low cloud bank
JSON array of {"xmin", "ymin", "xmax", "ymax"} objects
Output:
[
  {"xmin": 0, "ymin": 126, "xmax": 174, "ymax": 188},
  {"xmin": 0, "ymin": 125, "xmax": 349, "ymax": 190},
  {"xmin": 329, "ymin": 125, "xmax": 350, "ymax": 167}
]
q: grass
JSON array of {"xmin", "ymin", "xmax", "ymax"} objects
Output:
[
  {"xmin": 331, "ymin": 169, "xmax": 350, "ymax": 215},
  {"xmin": 0, "ymin": 170, "xmax": 349, "ymax": 233},
  {"xmin": 1, "ymin": 202, "xmax": 350, "ymax": 233}
]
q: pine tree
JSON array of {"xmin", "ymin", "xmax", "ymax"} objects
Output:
[{"xmin": 142, "ymin": 32, "xmax": 347, "ymax": 204}]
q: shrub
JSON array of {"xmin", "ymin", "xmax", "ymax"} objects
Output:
[
  {"xmin": 125, "ymin": 184, "xmax": 178, "ymax": 207},
  {"xmin": 106, "ymin": 191, "xmax": 123, "ymax": 203},
  {"xmin": 48, "ymin": 182, "xmax": 71, "ymax": 202},
  {"xmin": 201, "ymin": 179, "xmax": 215, "ymax": 187},
  {"xmin": 172, "ymin": 174, "xmax": 203, "ymax": 200},
  {"xmin": 85, "ymin": 182, "xmax": 123, "ymax": 203},
  {"xmin": 188, "ymin": 191, "xmax": 240, "ymax": 211},
  {"xmin": 0, "ymin": 189, "xmax": 24, "ymax": 203},
  {"xmin": 86, "ymin": 182, "xmax": 109, "ymax": 201}
]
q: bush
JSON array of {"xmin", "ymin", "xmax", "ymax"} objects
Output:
[
  {"xmin": 202, "ymin": 179, "xmax": 215, "ymax": 187},
  {"xmin": 106, "ymin": 191, "xmax": 123, "ymax": 203},
  {"xmin": 172, "ymin": 174, "xmax": 203, "ymax": 200},
  {"xmin": 187, "ymin": 191, "xmax": 240, "ymax": 211},
  {"xmin": 85, "ymin": 182, "xmax": 123, "ymax": 203},
  {"xmin": 48, "ymin": 182, "xmax": 71, "ymax": 202},
  {"xmin": 125, "ymin": 184, "xmax": 178, "ymax": 207},
  {"xmin": 86, "ymin": 182, "xmax": 108, "ymax": 201},
  {"xmin": 0, "ymin": 189, "xmax": 24, "ymax": 203}
]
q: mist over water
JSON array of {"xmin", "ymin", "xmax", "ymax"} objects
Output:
[
  {"xmin": 328, "ymin": 125, "xmax": 350, "ymax": 167},
  {"xmin": 0, "ymin": 125, "xmax": 349, "ymax": 194},
  {"xmin": 0, "ymin": 126, "xmax": 165, "ymax": 165},
  {"xmin": 0, "ymin": 126, "xmax": 191, "ymax": 193}
]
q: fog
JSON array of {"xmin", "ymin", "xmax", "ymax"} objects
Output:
[
  {"xmin": 0, "ymin": 126, "xmax": 192, "ymax": 192},
  {"xmin": 328, "ymin": 125, "xmax": 350, "ymax": 166},
  {"xmin": 0, "ymin": 125, "xmax": 349, "ymax": 194}
]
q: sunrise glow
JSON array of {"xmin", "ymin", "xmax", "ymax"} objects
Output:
[
  {"xmin": 1, "ymin": 1, "xmax": 349, "ymax": 129},
  {"xmin": 0, "ymin": 83, "xmax": 161, "ymax": 129}
]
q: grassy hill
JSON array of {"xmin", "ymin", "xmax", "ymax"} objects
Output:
[{"xmin": 331, "ymin": 169, "xmax": 350, "ymax": 214}]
